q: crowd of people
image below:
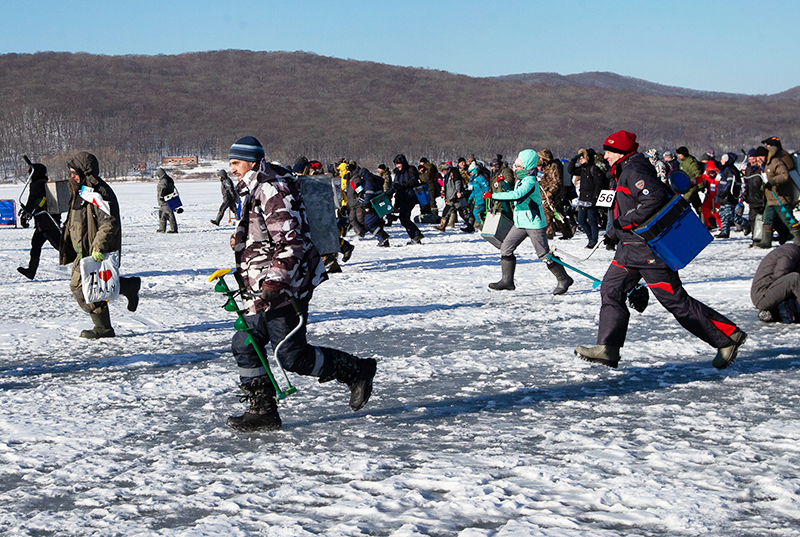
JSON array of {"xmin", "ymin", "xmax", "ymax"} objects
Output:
[
  {"xmin": 319, "ymin": 136, "xmax": 800, "ymax": 277},
  {"xmin": 12, "ymin": 131, "xmax": 800, "ymax": 432}
]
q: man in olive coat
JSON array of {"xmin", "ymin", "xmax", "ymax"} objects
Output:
[{"xmin": 59, "ymin": 151, "xmax": 141, "ymax": 338}]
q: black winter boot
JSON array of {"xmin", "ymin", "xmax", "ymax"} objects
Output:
[
  {"xmin": 376, "ymin": 229, "xmax": 390, "ymax": 247},
  {"xmin": 325, "ymin": 257, "xmax": 342, "ymax": 273},
  {"xmin": 119, "ymin": 276, "xmax": 141, "ymax": 312},
  {"xmin": 17, "ymin": 266, "xmax": 36, "ymax": 280},
  {"xmin": 319, "ymin": 348, "xmax": 377, "ymax": 411},
  {"xmin": 210, "ymin": 212, "xmax": 223, "ymax": 226},
  {"xmin": 227, "ymin": 376, "xmax": 282, "ymax": 432},
  {"xmin": 547, "ymin": 261, "xmax": 574, "ymax": 295},
  {"xmin": 80, "ymin": 308, "xmax": 116, "ymax": 339},
  {"xmin": 489, "ymin": 255, "xmax": 516, "ymax": 290},
  {"xmin": 712, "ymin": 329, "xmax": 747, "ymax": 370},
  {"xmin": 340, "ymin": 240, "xmax": 355, "ymax": 263}
]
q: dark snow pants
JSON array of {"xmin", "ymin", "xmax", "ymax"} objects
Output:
[
  {"xmin": 347, "ymin": 206, "xmax": 368, "ymax": 237},
  {"xmin": 217, "ymin": 199, "xmax": 237, "ymax": 219},
  {"xmin": 440, "ymin": 201, "xmax": 473, "ymax": 227},
  {"xmin": 232, "ymin": 301, "xmax": 334, "ymax": 383},
  {"xmin": 754, "ymin": 272, "xmax": 800, "ymax": 312},
  {"xmin": 395, "ymin": 191, "xmax": 421, "ymax": 239},
  {"xmin": 157, "ymin": 204, "xmax": 177, "ymax": 232},
  {"xmin": 597, "ymin": 242, "xmax": 736, "ymax": 349},
  {"xmin": 27, "ymin": 214, "xmax": 61, "ymax": 271}
]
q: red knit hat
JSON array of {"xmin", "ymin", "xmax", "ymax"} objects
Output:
[{"xmin": 603, "ymin": 130, "xmax": 639, "ymax": 154}]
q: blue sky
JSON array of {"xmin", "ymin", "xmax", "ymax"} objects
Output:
[{"xmin": 3, "ymin": 0, "xmax": 798, "ymax": 95}]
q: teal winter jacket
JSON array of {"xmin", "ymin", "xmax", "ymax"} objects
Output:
[{"xmin": 491, "ymin": 150, "xmax": 547, "ymax": 230}]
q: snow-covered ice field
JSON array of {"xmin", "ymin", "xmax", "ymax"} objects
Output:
[{"xmin": 1, "ymin": 178, "xmax": 799, "ymax": 536}]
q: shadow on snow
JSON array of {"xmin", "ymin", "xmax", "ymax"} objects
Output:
[{"xmin": 286, "ymin": 349, "xmax": 800, "ymax": 429}]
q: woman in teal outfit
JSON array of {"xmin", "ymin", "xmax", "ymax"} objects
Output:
[{"xmin": 489, "ymin": 149, "xmax": 574, "ymax": 295}]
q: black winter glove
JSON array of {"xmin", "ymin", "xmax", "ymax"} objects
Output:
[
  {"xmin": 612, "ymin": 218, "xmax": 623, "ymax": 230},
  {"xmin": 627, "ymin": 284, "xmax": 649, "ymax": 313},
  {"xmin": 603, "ymin": 234, "xmax": 618, "ymax": 247}
]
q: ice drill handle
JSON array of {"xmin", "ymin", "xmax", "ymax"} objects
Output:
[{"xmin": 289, "ymin": 297, "xmax": 302, "ymax": 316}]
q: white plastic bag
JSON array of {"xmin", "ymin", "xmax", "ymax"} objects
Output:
[{"xmin": 80, "ymin": 251, "xmax": 121, "ymax": 303}]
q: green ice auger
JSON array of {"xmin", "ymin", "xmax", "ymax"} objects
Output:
[{"xmin": 209, "ymin": 269, "xmax": 297, "ymax": 400}]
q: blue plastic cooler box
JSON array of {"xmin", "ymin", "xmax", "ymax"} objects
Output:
[
  {"xmin": 413, "ymin": 185, "xmax": 431, "ymax": 206},
  {"xmin": 164, "ymin": 191, "xmax": 183, "ymax": 211},
  {"xmin": 633, "ymin": 195, "xmax": 712, "ymax": 271}
]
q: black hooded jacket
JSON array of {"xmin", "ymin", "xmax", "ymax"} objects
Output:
[
  {"xmin": 568, "ymin": 149, "xmax": 605, "ymax": 205},
  {"xmin": 391, "ymin": 154, "xmax": 420, "ymax": 191},
  {"xmin": 391, "ymin": 154, "xmax": 420, "ymax": 205}
]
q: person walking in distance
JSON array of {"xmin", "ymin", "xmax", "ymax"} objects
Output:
[
  {"xmin": 16, "ymin": 161, "xmax": 61, "ymax": 280},
  {"xmin": 211, "ymin": 169, "xmax": 239, "ymax": 225}
]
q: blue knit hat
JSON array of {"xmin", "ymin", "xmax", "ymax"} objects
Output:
[{"xmin": 228, "ymin": 136, "xmax": 265, "ymax": 162}]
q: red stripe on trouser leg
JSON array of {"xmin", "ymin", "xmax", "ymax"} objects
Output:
[
  {"xmin": 711, "ymin": 319, "xmax": 736, "ymax": 337},
  {"xmin": 647, "ymin": 282, "xmax": 674, "ymax": 294},
  {"xmin": 611, "ymin": 260, "xmax": 626, "ymax": 269}
]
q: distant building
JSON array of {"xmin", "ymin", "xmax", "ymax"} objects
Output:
[{"xmin": 161, "ymin": 156, "xmax": 198, "ymax": 166}]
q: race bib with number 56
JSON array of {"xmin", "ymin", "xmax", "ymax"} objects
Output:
[{"xmin": 595, "ymin": 190, "xmax": 616, "ymax": 208}]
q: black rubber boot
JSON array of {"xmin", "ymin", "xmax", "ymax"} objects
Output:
[
  {"xmin": 319, "ymin": 348, "xmax": 377, "ymax": 411},
  {"xmin": 712, "ymin": 329, "xmax": 747, "ymax": 370},
  {"xmin": 210, "ymin": 212, "xmax": 223, "ymax": 226},
  {"xmin": 489, "ymin": 255, "xmax": 516, "ymax": 290},
  {"xmin": 80, "ymin": 307, "xmax": 116, "ymax": 339},
  {"xmin": 756, "ymin": 224, "xmax": 773, "ymax": 249},
  {"xmin": 227, "ymin": 376, "xmax": 282, "ymax": 432},
  {"xmin": 119, "ymin": 276, "xmax": 141, "ymax": 312},
  {"xmin": 792, "ymin": 228, "xmax": 800, "ymax": 246},
  {"xmin": 17, "ymin": 266, "xmax": 36, "ymax": 280},
  {"xmin": 547, "ymin": 262, "xmax": 574, "ymax": 295}
]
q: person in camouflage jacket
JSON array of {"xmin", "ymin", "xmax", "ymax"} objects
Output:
[
  {"xmin": 225, "ymin": 136, "xmax": 377, "ymax": 433},
  {"xmin": 537, "ymin": 149, "xmax": 571, "ymax": 239}
]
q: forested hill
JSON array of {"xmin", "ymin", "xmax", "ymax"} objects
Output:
[{"xmin": 2, "ymin": 50, "xmax": 799, "ymax": 179}]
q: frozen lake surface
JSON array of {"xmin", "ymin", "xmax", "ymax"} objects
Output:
[{"xmin": 0, "ymin": 179, "xmax": 798, "ymax": 536}]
